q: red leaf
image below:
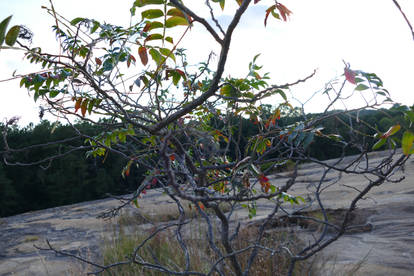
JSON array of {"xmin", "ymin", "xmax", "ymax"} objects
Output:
[
  {"xmin": 175, "ymin": 69, "xmax": 186, "ymax": 77},
  {"xmin": 143, "ymin": 22, "xmax": 151, "ymax": 33},
  {"xmin": 95, "ymin": 58, "xmax": 102, "ymax": 66},
  {"xmin": 259, "ymin": 175, "xmax": 269, "ymax": 183},
  {"xmin": 169, "ymin": 154, "xmax": 175, "ymax": 161},
  {"xmin": 254, "ymin": 0, "xmax": 261, "ymax": 4},
  {"xmin": 276, "ymin": 3, "xmax": 292, "ymax": 21},
  {"xmin": 127, "ymin": 54, "xmax": 136, "ymax": 68},
  {"xmin": 259, "ymin": 174, "xmax": 271, "ymax": 193},
  {"xmin": 151, "ymin": 177, "xmax": 157, "ymax": 186},
  {"xmin": 138, "ymin": 46, "xmax": 148, "ymax": 66},
  {"xmin": 344, "ymin": 67, "xmax": 356, "ymax": 84}
]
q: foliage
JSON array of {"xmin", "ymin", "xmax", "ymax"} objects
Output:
[
  {"xmin": 0, "ymin": 121, "xmax": 145, "ymax": 217},
  {"xmin": 0, "ymin": 104, "xmax": 410, "ymax": 218},
  {"xmin": 1, "ymin": 1, "xmax": 413, "ymax": 275}
]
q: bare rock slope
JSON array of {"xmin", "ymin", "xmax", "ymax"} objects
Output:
[{"xmin": 1, "ymin": 150, "xmax": 414, "ymax": 275}]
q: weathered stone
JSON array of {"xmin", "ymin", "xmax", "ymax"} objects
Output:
[{"xmin": 1, "ymin": 149, "xmax": 413, "ymax": 275}]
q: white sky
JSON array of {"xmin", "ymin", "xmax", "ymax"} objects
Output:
[{"xmin": 1, "ymin": 0, "xmax": 413, "ymax": 126}]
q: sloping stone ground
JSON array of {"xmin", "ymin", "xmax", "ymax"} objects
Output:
[{"xmin": 1, "ymin": 150, "xmax": 413, "ymax": 275}]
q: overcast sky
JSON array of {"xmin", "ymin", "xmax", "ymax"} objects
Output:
[{"xmin": 1, "ymin": 0, "xmax": 413, "ymax": 126}]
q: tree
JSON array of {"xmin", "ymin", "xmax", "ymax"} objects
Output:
[{"xmin": 1, "ymin": 1, "xmax": 414, "ymax": 275}]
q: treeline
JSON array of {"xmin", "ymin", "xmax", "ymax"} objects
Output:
[
  {"xmin": 0, "ymin": 104, "xmax": 409, "ymax": 217},
  {"xmin": 0, "ymin": 120, "xmax": 145, "ymax": 217}
]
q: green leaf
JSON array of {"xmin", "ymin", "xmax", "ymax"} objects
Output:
[
  {"xmin": 5, "ymin": 25, "xmax": 20, "ymax": 46},
  {"xmin": 165, "ymin": 16, "xmax": 189, "ymax": 28},
  {"xmin": 149, "ymin": 48, "xmax": 163, "ymax": 65},
  {"xmin": 147, "ymin": 21, "xmax": 163, "ymax": 31},
  {"xmin": 296, "ymin": 196, "xmax": 306, "ymax": 203},
  {"xmin": 70, "ymin": 17, "xmax": 84, "ymax": 26},
  {"xmin": 33, "ymin": 91, "xmax": 39, "ymax": 102},
  {"xmin": 355, "ymin": 84, "xmax": 369, "ymax": 91},
  {"xmin": 87, "ymin": 99, "xmax": 95, "ymax": 115},
  {"xmin": 159, "ymin": 47, "xmax": 175, "ymax": 62},
  {"xmin": 118, "ymin": 132, "xmax": 127, "ymax": 143},
  {"xmin": 145, "ymin": 33, "xmax": 163, "ymax": 42},
  {"xmin": 402, "ymin": 131, "xmax": 414, "ymax": 155},
  {"xmin": 372, "ymin": 138, "xmax": 386, "ymax": 150},
  {"xmin": 49, "ymin": 90, "xmax": 60, "ymax": 98},
  {"xmin": 171, "ymin": 70, "xmax": 181, "ymax": 86},
  {"xmin": 271, "ymin": 10, "xmax": 280, "ymax": 20},
  {"xmin": 19, "ymin": 77, "xmax": 26, "ymax": 88},
  {"xmin": 165, "ymin": 36, "xmax": 174, "ymax": 44},
  {"xmin": 213, "ymin": 0, "xmax": 226, "ymax": 10},
  {"xmin": 133, "ymin": 0, "xmax": 164, "ymax": 7},
  {"xmin": 0, "ymin": 16, "xmax": 12, "ymax": 46},
  {"xmin": 141, "ymin": 9, "xmax": 164, "ymax": 19},
  {"xmin": 220, "ymin": 85, "xmax": 234, "ymax": 96},
  {"xmin": 91, "ymin": 20, "xmax": 100, "ymax": 34},
  {"xmin": 405, "ymin": 110, "xmax": 414, "ymax": 124},
  {"xmin": 354, "ymin": 77, "xmax": 364, "ymax": 83},
  {"xmin": 277, "ymin": 89, "xmax": 287, "ymax": 101},
  {"xmin": 167, "ymin": 8, "xmax": 185, "ymax": 17},
  {"xmin": 382, "ymin": 124, "xmax": 400, "ymax": 138},
  {"xmin": 327, "ymin": 134, "xmax": 343, "ymax": 142}
]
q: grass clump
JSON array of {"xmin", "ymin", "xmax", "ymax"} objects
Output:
[{"xmin": 102, "ymin": 216, "xmax": 315, "ymax": 275}]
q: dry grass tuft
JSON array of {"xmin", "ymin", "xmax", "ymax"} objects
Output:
[{"xmin": 101, "ymin": 214, "xmax": 317, "ymax": 275}]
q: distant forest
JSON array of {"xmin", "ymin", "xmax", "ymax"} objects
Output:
[{"xmin": 0, "ymin": 104, "xmax": 409, "ymax": 217}]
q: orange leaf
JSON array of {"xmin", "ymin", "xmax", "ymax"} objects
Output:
[
  {"xmin": 80, "ymin": 99, "xmax": 88, "ymax": 117},
  {"xmin": 265, "ymin": 5, "xmax": 276, "ymax": 26},
  {"xmin": 138, "ymin": 46, "xmax": 148, "ymax": 66},
  {"xmin": 74, "ymin": 98, "xmax": 82, "ymax": 113},
  {"xmin": 276, "ymin": 3, "xmax": 292, "ymax": 21},
  {"xmin": 169, "ymin": 154, "xmax": 175, "ymax": 161},
  {"xmin": 198, "ymin": 202, "xmax": 205, "ymax": 211}
]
